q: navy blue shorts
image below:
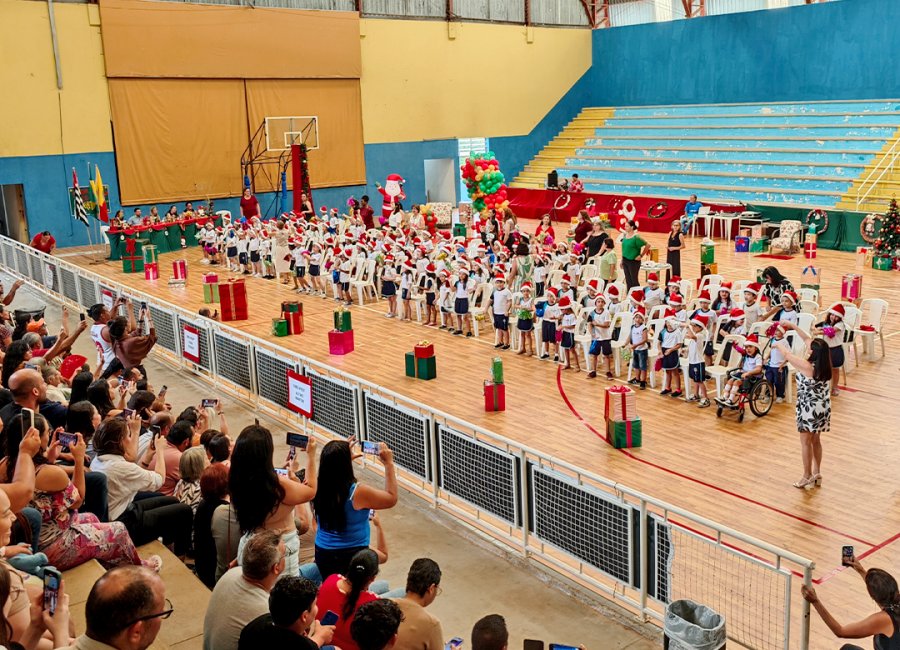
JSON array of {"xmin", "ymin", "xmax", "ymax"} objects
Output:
[
  {"xmin": 704, "ymin": 341, "xmax": 715, "ymax": 358},
  {"xmin": 493, "ymin": 314, "xmax": 509, "ymax": 331},
  {"xmin": 226, "ymin": 246, "xmax": 237, "ymax": 258},
  {"xmin": 662, "ymin": 349, "xmax": 680, "ymax": 370},
  {"xmin": 632, "ymin": 349, "xmax": 648, "ymax": 371},
  {"xmin": 238, "ymin": 253, "xmax": 248, "ymax": 265},
  {"xmin": 589, "ymin": 340, "xmax": 612, "ymax": 357},
  {"xmin": 309, "ymin": 264, "xmax": 320, "ymax": 276},
  {"xmin": 250, "ymin": 251, "xmax": 261, "ymax": 263},
  {"xmin": 341, "ymin": 281, "xmax": 350, "ymax": 292},
  {"xmin": 517, "ymin": 318, "xmax": 533, "ymax": 332},
  {"xmin": 541, "ymin": 321, "xmax": 557, "ymax": 343},
  {"xmin": 401, "ymin": 288, "xmax": 410, "ymax": 301},
  {"xmin": 381, "ymin": 281, "xmax": 395, "ymax": 297},
  {"xmin": 426, "ymin": 293, "xmax": 435, "ymax": 306},
  {"xmin": 689, "ymin": 362, "xmax": 706, "ymax": 382},
  {"xmin": 560, "ymin": 332, "xmax": 575, "ymax": 349},
  {"xmin": 295, "ymin": 266, "xmax": 306, "ymax": 278},
  {"xmin": 829, "ymin": 344, "xmax": 844, "ymax": 368},
  {"xmin": 454, "ymin": 297, "xmax": 469, "ymax": 315}
]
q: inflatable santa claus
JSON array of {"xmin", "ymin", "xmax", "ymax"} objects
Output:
[{"xmin": 376, "ymin": 174, "xmax": 406, "ymax": 225}]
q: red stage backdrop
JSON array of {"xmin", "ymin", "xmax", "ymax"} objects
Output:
[{"xmin": 508, "ymin": 188, "xmax": 742, "ymax": 234}]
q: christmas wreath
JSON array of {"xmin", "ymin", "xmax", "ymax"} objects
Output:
[
  {"xmin": 805, "ymin": 208, "xmax": 829, "ymax": 236},
  {"xmin": 553, "ymin": 193, "xmax": 571, "ymax": 210},
  {"xmin": 647, "ymin": 201, "xmax": 668, "ymax": 218},
  {"xmin": 860, "ymin": 213, "xmax": 883, "ymax": 244}
]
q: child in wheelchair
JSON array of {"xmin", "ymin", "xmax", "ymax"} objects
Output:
[{"xmin": 718, "ymin": 333, "xmax": 763, "ymax": 406}]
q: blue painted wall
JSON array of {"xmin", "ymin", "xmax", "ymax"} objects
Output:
[{"xmin": 588, "ymin": 0, "xmax": 900, "ymax": 107}]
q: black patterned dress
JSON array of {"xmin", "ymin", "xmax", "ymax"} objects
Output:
[{"xmin": 795, "ymin": 373, "xmax": 831, "ymax": 433}]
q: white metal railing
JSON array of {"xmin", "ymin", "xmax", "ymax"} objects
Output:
[
  {"xmin": 0, "ymin": 236, "xmax": 814, "ymax": 649},
  {"xmin": 856, "ymin": 135, "xmax": 900, "ymax": 209}
]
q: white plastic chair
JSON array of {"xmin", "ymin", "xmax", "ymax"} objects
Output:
[
  {"xmin": 351, "ymin": 259, "xmax": 377, "ymax": 306},
  {"xmin": 707, "ymin": 334, "xmax": 746, "ymax": 398},
  {"xmin": 698, "ymin": 274, "xmax": 724, "ymax": 293},
  {"xmin": 678, "ymin": 279, "xmax": 694, "ymax": 303},
  {"xmin": 471, "ymin": 283, "xmax": 494, "ymax": 338},
  {"xmin": 797, "ymin": 287, "xmax": 819, "ymax": 304},
  {"xmin": 610, "ymin": 311, "xmax": 634, "ymax": 376},
  {"xmin": 799, "ymin": 300, "xmax": 819, "ymax": 315},
  {"xmin": 854, "ymin": 298, "xmax": 888, "ymax": 361},
  {"xmin": 574, "ymin": 310, "xmax": 593, "ymax": 366}
]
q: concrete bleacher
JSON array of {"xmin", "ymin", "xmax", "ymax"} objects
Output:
[{"xmin": 512, "ymin": 100, "xmax": 900, "ymax": 209}]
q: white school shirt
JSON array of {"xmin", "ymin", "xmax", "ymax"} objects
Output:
[
  {"xmin": 630, "ymin": 323, "xmax": 648, "ymax": 350},
  {"xmin": 743, "ymin": 301, "xmax": 761, "ymax": 327},
  {"xmin": 741, "ymin": 353, "xmax": 762, "ymax": 373},
  {"xmin": 607, "ymin": 300, "xmax": 624, "ymax": 315},
  {"xmin": 382, "ymin": 266, "xmax": 397, "ymax": 283},
  {"xmin": 225, "ymin": 234, "xmax": 238, "ymax": 249},
  {"xmin": 686, "ymin": 330, "xmax": 707, "ymax": 364},
  {"xmin": 777, "ymin": 308, "xmax": 799, "ymax": 326},
  {"xmin": 309, "ymin": 252, "xmax": 322, "ymax": 267},
  {"xmin": 561, "ymin": 312, "xmax": 577, "ymax": 333},
  {"xmin": 661, "ymin": 328, "xmax": 683, "ymax": 350},
  {"xmin": 534, "ymin": 265, "xmax": 546, "ymax": 283},
  {"xmin": 558, "ymin": 287, "xmax": 575, "ymax": 304},
  {"xmin": 455, "ymin": 279, "xmax": 474, "ymax": 298},
  {"xmin": 823, "ymin": 320, "xmax": 846, "ymax": 348},
  {"xmin": 247, "ymin": 237, "xmax": 260, "ymax": 252},
  {"xmin": 543, "ymin": 303, "xmax": 561, "ymax": 325},
  {"xmin": 516, "ymin": 295, "xmax": 534, "ymax": 318},
  {"xmin": 589, "ymin": 309, "xmax": 613, "ymax": 341},
  {"xmin": 767, "ymin": 342, "xmax": 786, "ymax": 367},
  {"xmin": 730, "ymin": 323, "xmax": 747, "ymax": 337},
  {"xmin": 201, "ymin": 229, "xmax": 216, "ymax": 244},
  {"xmin": 400, "ymin": 272, "xmax": 412, "ymax": 291},
  {"xmin": 339, "ymin": 260, "xmax": 352, "ymax": 282},
  {"xmin": 236, "ymin": 238, "xmax": 248, "ymax": 254},
  {"xmin": 644, "ymin": 287, "xmax": 665, "ymax": 309},
  {"xmin": 492, "ymin": 288, "xmax": 512, "ymax": 315},
  {"xmin": 674, "ymin": 309, "xmax": 688, "ymax": 323},
  {"xmin": 292, "ymin": 248, "xmax": 306, "ymax": 267},
  {"xmin": 439, "ymin": 284, "xmax": 452, "ymax": 309}
]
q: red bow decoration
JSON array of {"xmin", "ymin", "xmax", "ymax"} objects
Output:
[{"xmin": 125, "ymin": 238, "xmax": 136, "ymax": 255}]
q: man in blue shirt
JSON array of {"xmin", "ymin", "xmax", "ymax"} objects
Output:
[
  {"xmin": 127, "ymin": 208, "xmax": 144, "ymax": 226},
  {"xmin": 680, "ymin": 194, "xmax": 703, "ymax": 235}
]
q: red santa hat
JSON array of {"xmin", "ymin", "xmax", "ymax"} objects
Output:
[
  {"xmin": 547, "ymin": 287, "xmax": 559, "ymax": 298},
  {"xmin": 782, "ymin": 291, "xmax": 798, "ymax": 305},
  {"xmin": 521, "ymin": 282, "xmax": 533, "ymax": 291},
  {"xmin": 828, "ymin": 303, "xmax": 845, "ymax": 319},
  {"xmin": 587, "ymin": 279, "xmax": 600, "ymax": 292},
  {"xmin": 745, "ymin": 282, "xmax": 763, "ymax": 297},
  {"xmin": 647, "ymin": 273, "xmax": 659, "ymax": 284},
  {"xmin": 494, "ymin": 273, "xmax": 506, "ymax": 282},
  {"xmin": 697, "ymin": 290, "xmax": 712, "ymax": 303},
  {"xmin": 729, "ymin": 308, "xmax": 745, "ymax": 320},
  {"xmin": 719, "ymin": 282, "xmax": 732, "ymax": 293},
  {"xmin": 633, "ymin": 306, "xmax": 646, "ymax": 317},
  {"xmin": 558, "ymin": 296, "xmax": 572, "ymax": 308},
  {"xmin": 664, "ymin": 308, "xmax": 678, "ymax": 320},
  {"xmin": 745, "ymin": 334, "xmax": 760, "ymax": 346},
  {"xmin": 606, "ymin": 285, "xmax": 620, "ymax": 298},
  {"xmin": 629, "ymin": 289, "xmax": 645, "ymax": 305},
  {"xmin": 668, "ymin": 294, "xmax": 684, "ymax": 307},
  {"xmin": 425, "ymin": 263, "xmax": 436, "ymax": 273},
  {"xmin": 561, "ymin": 274, "xmax": 572, "ymax": 284},
  {"xmin": 594, "ymin": 294, "xmax": 607, "ymax": 305},
  {"xmin": 386, "ymin": 173, "xmax": 405, "ymax": 184},
  {"xmin": 691, "ymin": 314, "xmax": 709, "ymax": 329},
  {"xmin": 668, "ymin": 275, "xmax": 682, "ymax": 286}
]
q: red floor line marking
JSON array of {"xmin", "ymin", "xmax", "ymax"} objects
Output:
[{"xmin": 555, "ymin": 366, "xmax": 876, "ymax": 547}]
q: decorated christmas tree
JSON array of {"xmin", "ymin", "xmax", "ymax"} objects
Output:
[{"xmin": 874, "ymin": 198, "xmax": 900, "ymax": 258}]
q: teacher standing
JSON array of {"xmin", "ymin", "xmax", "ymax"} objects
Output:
[
  {"xmin": 774, "ymin": 321, "xmax": 832, "ymax": 490},
  {"xmin": 619, "ymin": 221, "xmax": 650, "ymax": 289}
]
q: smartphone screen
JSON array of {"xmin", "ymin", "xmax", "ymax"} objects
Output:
[
  {"xmin": 321, "ymin": 610, "xmax": 339, "ymax": 626},
  {"xmin": 201, "ymin": 398, "xmax": 218, "ymax": 409},
  {"xmin": 120, "ymin": 408, "xmax": 135, "ymax": 419},
  {"xmin": 43, "ymin": 568, "xmax": 61, "ymax": 615},
  {"xmin": 58, "ymin": 432, "xmax": 77, "ymax": 450},
  {"xmin": 445, "ymin": 638, "xmax": 463, "ymax": 650},
  {"xmin": 79, "ymin": 313, "xmax": 86, "ymax": 322},
  {"xmin": 140, "ymin": 301, "xmax": 147, "ymax": 310},
  {"xmin": 361, "ymin": 441, "xmax": 381, "ymax": 455},
  {"xmin": 286, "ymin": 446, "xmax": 297, "ymax": 462},
  {"xmin": 842, "ymin": 545, "xmax": 854, "ymax": 566},
  {"xmin": 286, "ymin": 432, "xmax": 309, "ymax": 450},
  {"xmin": 21, "ymin": 407, "xmax": 34, "ymax": 433},
  {"xmin": 548, "ymin": 645, "xmax": 579, "ymax": 650},
  {"xmin": 159, "ymin": 385, "xmax": 168, "ymax": 396},
  {"xmin": 523, "ymin": 641, "xmax": 544, "ymax": 650},
  {"xmin": 275, "ymin": 468, "xmax": 289, "ymax": 477}
]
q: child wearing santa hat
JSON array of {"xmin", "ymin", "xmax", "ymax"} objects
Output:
[
  {"xmin": 581, "ymin": 279, "xmax": 601, "ymax": 310},
  {"xmin": 643, "ymin": 273, "xmax": 664, "ymax": 309},
  {"xmin": 540, "ymin": 289, "xmax": 561, "ymax": 361},
  {"xmin": 711, "ymin": 282, "xmax": 733, "ymax": 315},
  {"xmin": 558, "ymin": 296, "xmax": 580, "ymax": 371},
  {"xmin": 629, "ymin": 307, "xmax": 649, "ymax": 390},
  {"xmin": 514, "ymin": 283, "xmax": 536, "ymax": 356},
  {"xmin": 664, "ymin": 276, "xmax": 683, "ymax": 305},
  {"xmin": 248, "ymin": 229, "xmax": 263, "ymax": 278},
  {"xmin": 691, "ymin": 290, "xmax": 717, "ymax": 365},
  {"xmin": 438, "ymin": 270, "xmax": 453, "ymax": 328},
  {"xmin": 533, "ymin": 255, "xmax": 547, "ymax": 297},
  {"xmin": 815, "ymin": 302, "xmax": 847, "ymax": 396},
  {"xmin": 683, "ymin": 313, "xmax": 711, "ymax": 407},
  {"xmin": 742, "ymin": 283, "xmax": 763, "ymax": 327},
  {"xmin": 308, "ymin": 242, "xmax": 324, "ymax": 296},
  {"xmin": 453, "ymin": 267, "xmax": 475, "ymax": 337},
  {"xmin": 586, "ymin": 295, "xmax": 613, "ymax": 379},
  {"xmin": 764, "ymin": 291, "xmax": 800, "ymax": 326},
  {"xmin": 381, "ymin": 255, "xmax": 398, "ymax": 318},
  {"xmin": 764, "ymin": 322, "xmax": 789, "ymax": 403},
  {"xmin": 659, "ymin": 310, "xmax": 684, "ymax": 398},
  {"xmin": 399, "ymin": 260, "xmax": 414, "ymax": 321},
  {"xmin": 558, "ymin": 274, "xmax": 575, "ymax": 305},
  {"xmin": 720, "ymin": 334, "xmax": 763, "ymax": 406},
  {"xmin": 491, "ymin": 274, "xmax": 512, "ymax": 350},
  {"xmin": 422, "ymin": 263, "xmax": 438, "ymax": 327}
]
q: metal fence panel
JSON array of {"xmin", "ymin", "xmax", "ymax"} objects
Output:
[
  {"xmin": 149, "ymin": 305, "xmax": 179, "ymax": 354},
  {"xmin": 60, "ymin": 267, "xmax": 80, "ymax": 304},
  {"xmin": 177, "ymin": 316, "xmax": 213, "ymax": 371},
  {"xmin": 78, "ymin": 276, "xmax": 98, "ymax": 308},
  {"xmin": 1, "ymin": 241, "xmax": 12, "ymax": 268},
  {"xmin": 254, "ymin": 347, "xmax": 295, "ymax": 409},
  {"xmin": 530, "ymin": 464, "xmax": 632, "ymax": 583},
  {"xmin": 363, "ymin": 393, "xmax": 430, "ymax": 481},
  {"xmin": 306, "ymin": 368, "xmax": 359, "ymax": 438},
  {"xmin": 29, "ymin": 255, "xmax": 43, "ymax": 285},
  {"xmin": 361, "ymin": 0, "xmax": 444, "ymax": 18},
  {"xmin": 214, "ymin": 332, "xmax": 253, "ymax": 391},
  {"xmin": 437, "ymin": 424, "xmax": 520, "ymax": 526},
  {"xmin": 15, "ymin": 249, "xmax": 28, "ymax": 277}
]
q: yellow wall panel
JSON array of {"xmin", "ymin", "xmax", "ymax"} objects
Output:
[
  {"xmin": 0, "ymin": 0, "xmax": 112, "ymax": 157},
  {"xmin": 358, "ymin": 19, "xmax": 591, "ymax": 144}
]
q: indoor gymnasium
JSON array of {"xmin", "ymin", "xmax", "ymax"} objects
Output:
[{"xmin": 0, "ymin": 0, "xmax": 898, "ymax": 648}]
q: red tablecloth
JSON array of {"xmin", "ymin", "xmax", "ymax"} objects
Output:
[{"xmin": 508, "ymin": 188, "xmax": 741, "ymax": 234}]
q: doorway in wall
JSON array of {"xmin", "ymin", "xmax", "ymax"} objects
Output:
[
  {"xmin": 0, "ymin": 185, "xmax": 28, "ymax": 243},
  {"xmin": 423, "ymin": 159, "xmax": 457, "ymax": 204}
]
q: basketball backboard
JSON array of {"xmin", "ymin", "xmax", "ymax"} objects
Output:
[{"xmin": 265, "ymin": 116, "xmax": 319, "ymax": 152}]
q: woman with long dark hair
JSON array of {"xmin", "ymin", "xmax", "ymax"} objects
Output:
[
  {"xmin": 803, "ymin": 556, "xmax": 900, "ymax": 650},
  {"xmin": 313, "ymin": 440, "xmax": 397, "ymax": 580},
  {"xmin": 1, "ymin": 341, "xmax": 31, "ymax": 389},
  {"xmin": 68, "ymin": 370, "xmax": 94, "ymax": 406},
  {"xmin": 10, "ymin": 315, "xmax": 31, "ymax": 343},
  {"xmin": 315, "ymin": 548, "xmax": 380, "ymax": 650},
  {"xmin": 228, "ymin": 425, "xmax": 317, "ymax": 577},
  {"xmin": 85, "ymin": 378, "xmax": 124, "ymax": 419},
  {"xmin": 761, "ymin": 266, "xmax": 794, "ymax": 306},
  {"xmin": 773, "ymin": 322, "xmax": 832, "ymax": 490}
]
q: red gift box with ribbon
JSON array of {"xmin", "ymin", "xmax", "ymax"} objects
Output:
[
  {"xmin": 841, "ymin": 273, "xmax": 863, "ymax": 302},
  {"xmin": 173, "ymin": 259, "xmax": 187, "ymax": 280},
  {"xmin": 604, "ymin": 385, "xmax": 637, "ymax": 421},
  {"xmin": 414, "ymin": 341, "xmax": 435, "ymax": 359},
  {"xmin": 283, "ymin": 310, "xmax": 303, "ymax": 335},
  {"xmin": 219, "ymin": 280, "xmax": 248, "ymax": 321},
  {"xmin": 804, "ymin": 241, "xmax": 817, "ymax": 260},
  {"xmin": 144, "ymin": 263, "xmax": 159, "ymax": 281},
  {"xmin": 483, "ymin": 381, "xmax": 505, "ymax": 412},
  {"xmin": 328, "ymin": 329, "xmax": 354, "ymax": 355}
]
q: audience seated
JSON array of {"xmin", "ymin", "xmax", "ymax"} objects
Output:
[
  {"xmin": 193, "ymin": 463, "xmax": 229, "ymax": 588},
  {"xmin": 472, "ymin": 614, "xmax": 508, "ymax": 650},
  {"xmin": 315, "ymin": 548, "xmax": 381, "ymax": 650},
  {"xmin": 174, "ymin": 446, "xmax": 207, "ymax": 514},
  {"xmin": 350, "ymin": 599, "xmax": 404, "ymax": 650},
  {"xmin": 139, "ymin": 419, "xmax": 192, "ymax": 497},
  {"xmin": 391, "ymin": 558, "xmax": 444, "ymax": 650},
  {"xmin": 238, "ymin": 575, "xmax": 334, "ymax": 649},
  {"xmin": 203, "ymin": 529, "xmax": 285, "ymax": 650}
]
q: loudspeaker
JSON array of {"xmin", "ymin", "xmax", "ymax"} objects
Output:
[{"xmin": 547, "ymin": 171, "xmax": 558, "ymax": 189}]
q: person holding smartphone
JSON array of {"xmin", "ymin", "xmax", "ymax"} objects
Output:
[
  {"xmin": 313, "ymin": 439, "xmax": 398, "ymax": 581},
  {"xmin": 803, "ymin": 555, "xmax": 900, "ymax": 649},
  {"xmin": 107, "ymin": 306, "xmax": 157, "ymax": 381}
]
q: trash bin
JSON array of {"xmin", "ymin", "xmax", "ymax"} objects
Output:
[{"xmin": 663, "ymin": 599, "xmax": 726, "ymax": 650}]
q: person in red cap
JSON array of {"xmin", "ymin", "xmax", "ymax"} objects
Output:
[
  {"xmin": 644, "ymin": 273, "xmax": 664, "ymax": 309},
  {"xmin": 581, "ymin": 279, "xmax": 601, "ymax": 310},
  {"xmin": 557, "ymin": 296, "xmax": 580, "ymax": 371},
  {"xmin": 763, "ymin": 290, "xmax": 800, "ymax": 325},
  {"xmin": 628, "ymin": 306, "xmax": 649, "ymax": 389},
  {"xmin": 764, "ymin": 319, "xmax": 789, "ymax": 403},
  {"xmin": 692, "ymin": 290, "xmax": 717, "ymax": 365},
  {"xmin": 452, "ymin": 267, "xmax": 475, "ymax": 337},
  {"xmin": 814, "ymin": 303, "xmax": 847, "ymax": 396},
  {"xmin": 683, "ymin": 313, "xmax": 711, "ymax": 407},
  {"xmin": 381, "ymin": 255, "xmax": 399, "ymax": 318},
  {"xmin": 539, "ymin": 289, "xmax": 561, "ymax": 361},
  {"xmin": 399, "ymin": 260, "xmax": 414, "ymax": 321},
  {"xmin": 659, "ymin": 310, "xmax": 684, "ymax": 397},
  {"xmin": 719, "ymin": 334, "xmax": 763, "ymax": 406},
  {"xmin": 742, "ymin": 282, "xmax": 763, "ymax": 327},
  {"xmin": 664, "ymin": 276, "xmax": 683, "ymax": 305},
  {"xmin": 421, "ymin": 263, "xmax": 438, "ymax": 327},
  {"xmin": 558, "ymin": 274, "xmax": 575, "ymax": 305},
  {"xmin": 491, "ymin": 274, "xmax": 512, "ymax": 350},
  {"xmin": 586, "ymin": 295, "xmax": 613, "ymax": 379},
  {"xmin": 712, "ymin": 282, "xmax": 734, "ymax": 315}
]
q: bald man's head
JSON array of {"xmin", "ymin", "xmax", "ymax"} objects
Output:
[
  {"xmin": 9, "ymin": 368, "xmax": 44, "ymax": 403},
  {"xmin": 86, "ymin": 566, "xmax": 165, "ymax": 648}
]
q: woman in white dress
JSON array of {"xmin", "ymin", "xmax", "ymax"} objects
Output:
[{"xmin": 273, "ymin": 220, "xmax": 292, "ymax": 284}]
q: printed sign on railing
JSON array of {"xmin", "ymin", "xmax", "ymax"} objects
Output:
[
  {"xmin": 182, "ymin": 324, "xmax": 200, "ymax": 363},
  {"xmin": 286, "ymin": 369, "xmax": 313, "ymax": 419}
]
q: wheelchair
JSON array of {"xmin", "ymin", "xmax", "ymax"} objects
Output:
[{"xmin": 715, "ymin": 372, "xmax": 774, "ymax": 422}]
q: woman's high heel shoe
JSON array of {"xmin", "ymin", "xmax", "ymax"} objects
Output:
[
  {"xmin": 793, "ymin": 477, "xmax": 814, "ymax": 490},
  {"xmin": 813, "ymin": 474, "xmax": 822, "ymax": 487}
]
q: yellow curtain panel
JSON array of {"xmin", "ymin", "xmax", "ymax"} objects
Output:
[
  {"xmin": 108, "ymin": 78, "xmax": 248, "ymax": 204},
  {"xmin": 99, "ymin": 0, "xmax": 361, "ymax": 80},
  {"xmin": 244, "ymin": 79, "xmax": 366, "ymax": 192}
]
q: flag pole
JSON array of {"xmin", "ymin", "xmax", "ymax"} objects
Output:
[{"xmin": 87, "ymin": 162, "xmax": 107, "ymax": 265}]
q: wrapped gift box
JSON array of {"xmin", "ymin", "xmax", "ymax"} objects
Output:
[
  {"xmin": 281, "ymin": 301, "xmax": 302, "ymax": 314},
  {"xmin": 751, "ymin": 224, "xmax": 764, "ymax": 239},
  {"xmin": 608, "ymin": 418, "xmax": 642, "ymax": 449},
  {"xmin": 144, "ymin": 263, "xmax": 159, "ymax": 281},
  {"xmin": 405, "ymin": 352, "xmax": 436, "ymax": 380},
  {"xmin": 804, "ymin": 241, "xmax": 817, "ymax": 260},
  {"xmin": 432, "ymin": 202, "xmax": 453, "ymax": 226},
  {"xmin": 219, "ymin": 280, "xmax": 248, "ymax": 321},
  {"xmin": 484, "ymin": 381, "xmax": 506, "ymax": 412},
  {"xmin": 856, "ymin": 246, "xmax": 873, "ymax": 268},
  {"xmin": 413, "ymin": 342, "xmax": 435, "ymax": 359},
  {"xmin": 452, "ymin": 223, "xmax": 467, "ymax": 239},
  {"xmin": 142, "ymin": 245, "xmax": 158, "ymax": 265},
  {"xmin": 203, "ymin": 282, "xmax": 220, "ymax": 304},
  {"xmin": 700, "ymin": 243, "xmax": 716, "ymax": 265},
  {"xmin": 333, "ymin": 308, "xmax": 352, "ymax": 332},
  {"xmin": 699, "ymin": 263, "xmax": 718, "ymax": 284},
  {"xmin": 649, "ymin": 247, "xmax": 659, "ymax": 263},
  {"xmin": 800, "ymin": 266, "xmax": 821, "ymax": 291},
  {"xmin": 328, "ymin": 329, "xmax": 354, "ymax": 355},
  {"xmin": 874, "ymin": 255, "xmax": 893, "ymax": 271},
  {"xmin": 841, "ymin": 273, "xmax": 863, "ymax": 302},
  {"xmin": 173, "ymin": 259, "xmax": 188, "ymax": 281},
  {"xmin": 202, "ymin": 272, "xmax": 219, "ymax": 284},
  {"xmin": 739, "ymin": 227, "xmax": 750, "ymax": 237},
  {"xmin": 283, "ymin": 310, "xmax": 303, "ymax": 335},
  {"xmin": 272, "ymin": 318, "xmax": 289, "ymax": 337},
  {"xmin": 491, "ymin": 357, "xmax": 504, "ymax": 385},
  {"xmin": 749, "ymin": 237, "xmax": 769, "ymax": 253},
  {"xmin": 122, "ymin": 256, "xmax": 144, "ymax": 273},
  {"xmin": 604, "ymin": 385, "xmax": 638, "ymax": 421},
  {"xmin": 734, "ymin": 236, "xmax": 750, "ymax": 252}
]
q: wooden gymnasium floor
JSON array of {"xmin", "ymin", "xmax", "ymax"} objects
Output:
[{"xmin": 62, "ymin": 230, "xmax": 900, "ymax": 644}]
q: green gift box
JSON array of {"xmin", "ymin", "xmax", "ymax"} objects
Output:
[
  {"xmin": 491, "ymin": 357, "xmax": 503, "ymax": 385},
  {"xmin": 873, "ymin": 255, "xmax": 894, "ymax": 271},
  {"xmin": 142, "ymin": 245, "xmax": 158, "ymax": 265},
  {"xmin": 607, "ymin": 418, "xmax": 642, "ymax": 449},
  {"xmin": 272, "ymin": 319, "xmax": 289, "ymax": 337},
  {"xmin": 333, "ymin": 309, "xmax": 352, "ymax": 332},
  {"xmin": 121, "ymin": 256, "xmax": 144, "ymax": 273},
  {"xmin": 405, "ymin": 352, "xmax": 436, "ymax": 380},
  {"xmin": 203, "ymin": 283, "xmax": 220, "ymax": 304},
  {"xmin": 749, "ymin": 237, "xmax": 769, "ymax": 253},
  {"xmin": 700, "ymin": 243, "xmax": 715, "ymax": 265},
  {"xmin": 452, "ymin": 223, "xmax": 467, "ymax": 238}
]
